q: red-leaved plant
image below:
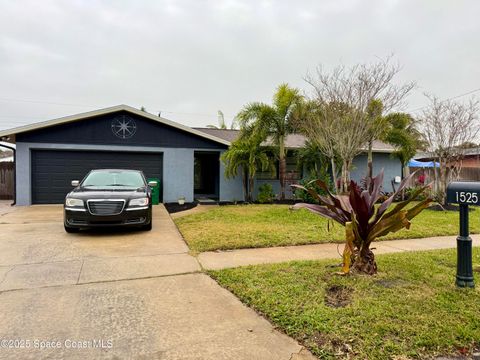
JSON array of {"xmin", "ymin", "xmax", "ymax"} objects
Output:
[{"xmin": 292, "ymin": 170, "xmax": 432, "ymax": 275}]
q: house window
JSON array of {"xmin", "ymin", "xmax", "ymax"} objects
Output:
[
  {"xmin": 285, "ymin": 153, "xmax": 301, "ymax": 180},
  {"xmin": 256, "ymin": 164, "xmax": 277, "ymax": 180},
  {"xmin": 255, "ymin": 151, "xmax": 301, "ymax": 180},
  {"xmin": 255, "ymin": 151, "xmax": 277, "ymax": 180}
]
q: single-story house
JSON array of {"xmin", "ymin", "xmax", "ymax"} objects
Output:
[
  {"xmin": 0, "ymin": 105, "xmax": 402, "ymax": 205},
  {"xmin": 197, "ymin": 128, "xmax": 402, "ymax": 198}
]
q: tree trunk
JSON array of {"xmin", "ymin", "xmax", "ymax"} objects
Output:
[
  {"xmin": 400, "ymin": 163, "xmax": 410, "ymax": 201},
  {"xmin": 340, "ymin": 159, "xmax": 351, "ymax": 193},
  {"xmin": 278, "ymin": 140, "xmax": 286, "ymax": 200},
  {"xmin": 439, "ymin": 161, "xmax": 447, "ymax": 206},
  {"xmin": 242, "ymin": 167, "xmax": 248, "ymax": 202},
  {"xmin": 330, "ymin": 157, "xmax": 338, "ymax": 194},
  {"xmin": 343, "ymin": 223, "xmax": 377, "ymax": 275},
  {"xmin": 351, "ymin": 245, "xmax": 377, "ymax": 275},
  {"xmin": 367, "ymin": 140, "xmax": 373, "ymax": 180},
  {"xmin": 401, "ymin": 162, "xmax": 410, "ymax": 200},
  {"xmin": 403, "ymin": 163, "xmax": 410, "ymax": 179},
  {"xmin": 248, "ymin": 176, "xmax": 254, "ymax": 202}
]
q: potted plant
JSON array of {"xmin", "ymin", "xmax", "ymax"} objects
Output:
[{"xmin": 178, "ymin": 196, "xmax": 185, "ymax": 205}]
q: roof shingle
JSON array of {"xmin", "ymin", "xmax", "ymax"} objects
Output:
[{"xmin": 194, "ymin": 128, "xmax": 395, "ymax": 153}]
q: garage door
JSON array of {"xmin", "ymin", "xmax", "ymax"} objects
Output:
[{"xmin": 31, "ymin": 150, "xmax": 163, "ymax": 204}]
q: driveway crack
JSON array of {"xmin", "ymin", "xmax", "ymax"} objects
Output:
[
  {"xmin": 0, "ymin": 265, "xmax": 16, "ymax": 286},
  {"xmin": 76, "ymin": 260, "xmax": 84, "ymax": 284}
]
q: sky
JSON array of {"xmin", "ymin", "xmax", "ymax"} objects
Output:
[{"xmin": 0, "ymin": 0, "xmax": 479, "ymax": 131}]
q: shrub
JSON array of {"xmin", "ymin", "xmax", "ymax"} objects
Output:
[
  {"xmin": 294, "ymin": 170, "xmax": 333, "ymax": 204},
  {"xmin": 257, "ymin": 183, "xmax": 275, "ymax": 203},
  {"xmin": 405, "ymin": 186, "xmax": 427, "ymax": 201},
  {"xmin": 292, "ymin": 170, "xmax": 432, "ymax": 275}
]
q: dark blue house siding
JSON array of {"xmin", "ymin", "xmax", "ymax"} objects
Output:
[{"xmin": 16, "ymin": 110, "xmax": 227, "ymax": 149}]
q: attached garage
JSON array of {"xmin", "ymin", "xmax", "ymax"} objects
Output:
[
  {"xmin": 31, "ymin": 150, "xmax": 163, "ymax": 204},
  {"xmin": 0, "ymin": 105, "xmax": 244, "ymax": 205}
]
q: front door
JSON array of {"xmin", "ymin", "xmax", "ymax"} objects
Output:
[{"xmin": 194, "ymin": 151, "xmax": 219, "ymax": 200}]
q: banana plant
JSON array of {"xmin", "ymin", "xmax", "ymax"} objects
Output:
[{"xmin": 292, "ymin": 171, "xmax": 432, "ymax": 274}]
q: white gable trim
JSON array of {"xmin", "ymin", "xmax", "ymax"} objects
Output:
[{"xmin": 0, "ymin": 105, "xmax": 231, "ymax": 146}]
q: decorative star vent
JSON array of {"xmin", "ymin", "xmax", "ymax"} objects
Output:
[{"xmin": 111, "ymin": 115, "xmax": 137, "ymax": 139}]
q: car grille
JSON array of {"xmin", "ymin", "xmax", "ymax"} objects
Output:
[{"xmin": 87, "ymin": 200, "xmax": 125, "ymax": 215}]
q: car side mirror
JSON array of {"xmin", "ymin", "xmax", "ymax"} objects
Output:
[
  {"xmin": 71, "ymin": 180, "xmax": 79, "ymax": 187},
  {"xmin": 148, "ymin": 181, "xmax": 157, "ymax": 187}
]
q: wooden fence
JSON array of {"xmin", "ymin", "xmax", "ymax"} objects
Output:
[
  {"xmin": 0, "ymin": 162, "xmax": 14, "ymax": 200},
  {"xmin": 458, "ymin": 167, "xmax": 480, "ymax": 181}
]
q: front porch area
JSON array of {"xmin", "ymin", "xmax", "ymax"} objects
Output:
[{"xmin": 194, "ymin": 151, "xmax": 220, "ymax": 202}]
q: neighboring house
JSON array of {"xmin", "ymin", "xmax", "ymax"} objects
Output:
[
  {"xmin": 413, "ymin": 148, "xmax": 480, "ymax": 182},
  {"xmin": 0, "ymin": 144, "xmax": 14, "ymax": 200},
  {"xmin": 0, "ymin": 143, "xmax": 14, "ymax": 163},
  {"xmin": 0, "ymin": 154, "xmax": 14, "ymax": 163},
  {"xmin": 0, "ymin": 105, "xmax": 401, "ymax": 205}
]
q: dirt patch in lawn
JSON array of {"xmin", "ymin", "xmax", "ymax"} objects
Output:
[
  {"xmin": 374, "ymin": 279, "xmax": 408, "ymax": 288},
  {"xmin": 324, "ymin": 285, "xmax": 353, "ymax": 308},
  {"xmin": 310, "ymin": 332, "xmax": 354, "ymax": 357}
]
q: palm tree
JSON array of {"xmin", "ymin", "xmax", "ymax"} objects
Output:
[
  {"xmin": 236, "ymin": 84, "xmax": 303, "ymax": 199},
  {"xmin": 221, "ymin": 134, "xmax": 274, "ymax": 202},
  {"xmin": 207, "ymin": 111, "xmax": 237, "ymax": 129},
  {"xmin": 384, "ymin": 112, "xmax": 424, "ymax": 179},
  {"xmin": 296, "ymin": 140, "xmax": 329, "ymax": 179}
]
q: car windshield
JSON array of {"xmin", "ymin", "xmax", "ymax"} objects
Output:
[{"xmin": 82, "ymin": 170, "xmax": 145, "ymax": 188}]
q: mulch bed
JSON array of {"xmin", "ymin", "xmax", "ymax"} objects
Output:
[{"xmin": 164, "ymin": 202, "xmax": 198, "ymax": 214}]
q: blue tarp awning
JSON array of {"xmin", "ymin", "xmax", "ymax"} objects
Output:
[{"xmin": 408, "ymin": 159, "xmax": 440, "ymax": 168}]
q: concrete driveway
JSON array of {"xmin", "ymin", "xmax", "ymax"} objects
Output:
[{"xmin": 0, "ymin": 203, "xmax": 313, "ymax": 360}]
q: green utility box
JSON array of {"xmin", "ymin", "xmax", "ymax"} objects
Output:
[{"xmin": 148, "ymin": 178, "xmax": 161, "ymax": 205}]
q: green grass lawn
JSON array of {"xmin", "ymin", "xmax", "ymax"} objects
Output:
[
  {"xmin": 210, "ymin": 248, "xmax": 480, "ymax": 359},
  {"xmin": 175, "ymin": 204, "xmax": 480, "ymax": 253}
]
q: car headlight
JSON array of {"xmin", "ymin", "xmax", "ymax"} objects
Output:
[
  {"xmin": 129, "ymin": 197, "xmax": 149, "ymax": 207},
  {"xmin": 65, "ymin": 198, "xmax": 84, "ymax": 207}
]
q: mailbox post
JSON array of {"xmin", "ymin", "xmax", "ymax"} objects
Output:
[{"xmin": 446, "ymin": 182, "xmax": 476, "ymax": 288}]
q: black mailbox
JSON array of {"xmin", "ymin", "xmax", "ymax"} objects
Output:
[
  {"xmin": 447, "ymin": 181, "xmax": 480, "ymax": 205},
  {"xmin": 446, "ymin": 181, "xmax": 476, "ymax": 288}
]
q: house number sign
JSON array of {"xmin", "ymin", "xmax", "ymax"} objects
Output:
[{"xmin": 453, "ymin": 191, "xmax": 479, "ymax": 205}]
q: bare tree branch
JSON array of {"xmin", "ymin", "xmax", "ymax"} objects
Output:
[
  {"xmin": 420, "ymin": 94, "xmax": 480, "ymax": 203},
  {"xmin": 300, "ymin": 56, "xmax": 415, "ymax": 192}
]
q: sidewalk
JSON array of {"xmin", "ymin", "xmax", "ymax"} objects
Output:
[{"xmin": 197, "ymin": 234, "xmax": 480, "ymax": 270}]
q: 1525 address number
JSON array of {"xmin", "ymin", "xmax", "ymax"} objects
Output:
[{"xmin": 455, "ymin": 191, "xmax": 479, "ymax": 204}]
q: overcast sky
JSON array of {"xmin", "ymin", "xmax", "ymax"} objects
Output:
[{"xmin": 0, "ymin": 0, "xmax": 479, "ymax": 131}]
